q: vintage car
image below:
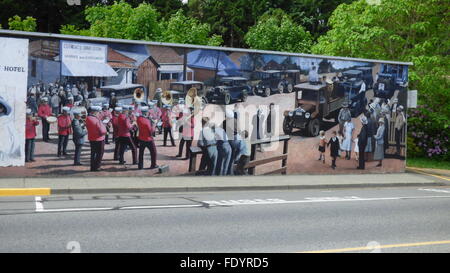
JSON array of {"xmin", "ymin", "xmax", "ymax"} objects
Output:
[
  {"xmin": 336, "ymin": 70, "xmax": 367, "ymax": 117},
  {"xmin": 206, "ymin": 77, "xmax": 251, "ymax": 105},
  {"xmin": 98, "ymin": 83, "xmax": 148, "ymax": 106},
  {"xmin": 283, "ymin": 82, "xmax": 346, "ymax": 137},
  {"xmin": 374, "ymin": 64, "xmax": 408, "ymax": 99},
  {"xmin": 355, "ymin": 66, "xmax": 374, "ymax": 88},
  {"xmin": 166, "ymin": 81, "xmax": 207, "ymax": 106},
  {"xmin": 253, "ymin": 70, "xmax": 286, "ymax": 97}
]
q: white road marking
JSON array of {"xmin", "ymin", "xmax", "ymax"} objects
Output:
[
  {"xmin": 30, "ymin": 194, "xmax": 450, "ymax": 214},
  {"xmin": 419, "ymin": 188, "xmax": 450, "ymax": 194},
  {"xmin": 119, "ymin": 204, "xmax": 203, "ymax": 210},
  {"xmin": 35, "ymin": 196, "xmax": 44, "ymax": 212},
  {"xmin": 203, "ymin": 195, "xmax": 450, "ymax": 207}
]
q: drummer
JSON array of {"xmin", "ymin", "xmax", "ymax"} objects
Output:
[
  {"xmin": 112, "ymin": 106, "xmax": 122, "ymax": 161},
  {"xmin": 98, "ymin": 104, "xmax": 113, "ymax": 144},
  {"xmin": 37, "ymin": 97, "xmax": 52, "ymax": 142},
  {"xmin": 57, "ymin": 107, "xmax": 72, "ymax": 157}
]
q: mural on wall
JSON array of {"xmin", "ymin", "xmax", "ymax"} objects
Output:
[
  {"xmin": 0, "ymin": 35, "xmax": 408, "ymax": 177},
  {"xmin": 0, "ymin": 37, "xmax": 28, "ymax": 167}
]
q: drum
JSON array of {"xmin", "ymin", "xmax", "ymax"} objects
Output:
[
  {"xmin": 46, "ymin": 116, "xmax": 57, "ymax": 123},
  {"xmin": 102, "ymin": 118, "xmax": 110, "ymax": 124}
]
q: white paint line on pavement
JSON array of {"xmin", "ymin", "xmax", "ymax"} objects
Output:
[
  {"xmin": 203, "ymin": 195, "xmax": 450, "ymax": 207},
  {"xmin": 41, "ymin": 207, "xmax": 112, "ymax": 213},
  {"xmin": 419, "ymin": 188, "xmax": 450, "ymax": 194},
  {"xmin": 35, "ymin": 196, "xmax": 44, "ymax": 212},
  {"xmin": 119, "ymin": 204, "xmax": 203, "ymax": 210}
]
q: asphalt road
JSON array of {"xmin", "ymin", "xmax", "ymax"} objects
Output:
[{"xmin": 1, "ymin": 186, "xmax": 449, "ymax": 253}]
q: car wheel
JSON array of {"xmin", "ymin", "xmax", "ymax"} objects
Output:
[
  {"xmin": 264, "ymin": 87, "xmax": 271, "ymax": 97},
  {"xmin": 241, "ymin": 91, "xmax": 248, "ymax": 102},
  {"xmin": 224, "ymin": 93, "xmax": 231, "ymax": 105},
  {"xmin": 286, "ymin": 84, "xmax": 293, "ymax": 93},
  {"xmin": 283, "ymin": 117, "xmax": 293, "ymax": 135},
  {"xmin": 202, "ymin": 96, "xmax": 208, "ymax": 105},
  {"xmin": 278, "ymin": 83, "xmax": 284, "ymax": 93},
  {"xmin": 308, "ymin": 118, "xmax": 320, "ymax": 137}
]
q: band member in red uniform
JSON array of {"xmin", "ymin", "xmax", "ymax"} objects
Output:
[
  {"xmin": 161, "ymin": 104, "xmax": 175, "ymax": 146},
  {"xmin": 112, "ymin": 106, "xmax": 122, "ymax": 160},
  {"xmin": 117, "ymin": 106, "xmax": 137, "ymax": 165},
  {"xmin": 57, "ymin": 107, "xmax": 72, "ymax": 157},
  {"xmin": 37, "ymin": 97, "xmax": 52, "ymax": 142},
  {"xmin": 85, "ymin": 106, "xmax": 107, "ymax": 171},
  {"xmin": 137, "ymin": 106, "xmax": 158, "ymax": 169},
  {"xmin": 25, "ymin": 109, "xmax": 39, "ymax": 162},
  {"xmin": 98, "ymin": 104, "xmax": 113, "ymax": 144},
  {"xmin": 128, "ymin": 105, "xmax": 139, "ymax": 147}
]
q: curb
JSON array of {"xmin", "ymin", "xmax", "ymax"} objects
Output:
[{"xmin": 48, "ymin": 182, "xmax": 448, "ymax": 195}]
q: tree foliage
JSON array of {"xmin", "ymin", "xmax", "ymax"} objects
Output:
[
  {"xmin": 159, "ymin": 10, "xmax": 223, "ymax": 46},
  {"xmin": 313, "ymin": 0, "xmax": 450, "ymax": 159},
  {"xmin": 244, "ymin": 9, "xmax": 313, "ymax": 53},
  {"xmin": 7, "ymin": 15, "xmax": 37, "ymax": 32}
]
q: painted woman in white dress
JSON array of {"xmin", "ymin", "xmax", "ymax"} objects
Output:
[{"xmin": 342, "ymin": 120, "xmax": 354, "ymax": 160}]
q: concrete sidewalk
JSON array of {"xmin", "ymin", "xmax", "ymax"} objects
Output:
[{"xmin": 0, "ymin": 171, "xmax": 448, "ymax": 195}]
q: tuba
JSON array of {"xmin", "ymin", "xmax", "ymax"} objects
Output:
[
  {"xmin": 161, "ymin": 90, "xmax": 173, "ymax": 106},
  {"xmin": 134, "ymin": 88, "xmax": 144, "ymax": 101}
]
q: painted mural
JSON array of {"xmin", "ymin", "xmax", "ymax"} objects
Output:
[{"xmin": 0, "ymin": 35, "xmax": 409, "ymax": 177}]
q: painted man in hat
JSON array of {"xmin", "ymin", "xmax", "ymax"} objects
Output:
[
  {"xmin": 394, "ymin": 105, "xmax": 406, "ymax": 156},
  {"xmin": 98, "ymin": 104, "xmax": 112, "ymax": 144},
  {"xmin": 25, "ymin": 108, "xmax": 39, "ymax": 162},
  {"xmin": 85, "ymin": 106, "xmax": 107, "ymax": 171},
  {"xmin": 37, "ymin": 97, "xmax": 52, "ymax": 142},
  {"xmin": 117, "ymin": 106, "xmax": 138, "ymax": 165},
  {"xmin": 57, "ymin": 106, "xmax": 72, "ymax": 157},
  {"xmin": 72, "ymin": 109, "xmax": 87, "ymax": 166},
  {"xmin": 137, "ymin": 106, "xmax": 158, "ymax": 170},
  {"xmin": 337, "ymin": 101, "xmax": 352, "ymax": 135}
]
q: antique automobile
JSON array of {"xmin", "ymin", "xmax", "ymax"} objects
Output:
[
  {"xmin": 167, "ymin": 81, "xmax": 207, "ymax": 106},
  {"xmin": 98, "ymin": 83, "xmax": 148, "ymax": 106},
  {"xmin": 355, "ymin": 66, "xmax": 374, "ymax": 88},
  {"xmin": 253, "ymin": 70, "xmax": 286, "ymax": 97},
  {"xmin": 374, "ymin": 64, "xmax": 408, "ymax": 99},
  {"xmin": 283, "ymin": 82, "xmax": 346, "ymax": 137},
  {"xmin": 336, "ymin": 70, "xmax": 367, "ymax": 117},
  {"xmin": 280, "ymin": 69, "xmax": 301, "ymax": 93},
  {"xmin": 206, "ymin": 77, "xmax": 251, "ymax": 105}
]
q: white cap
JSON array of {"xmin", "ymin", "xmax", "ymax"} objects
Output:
[
  {"xmin": 114, "ymin": 107, "xmax": 123, "ymax": 112},
  {"xmin": 62, "ymin": 106, "xmax": 70, "ymax": 112},
  {"xmin": 90, "ymin": 105, "xmax": 102, "ymax": 112},
  {"xmin": 360, "ymin": 115, "xmax": 368, "ymax": 125},
  {"xmin": 140, "ymin": 106, "xmax": 149, "ymax": 112},
  {"xmin": 26, "ymin": 108, "xmax": 32, "ymax": 115},
  {"xmin": 42, "ymin": 97, "xmax": 48, "ymax": 102},
  {"xmin": 397, "ymin": 105, "xmax": 404, "ymax": 111},
  {"xmin": 378, "ymin": 118, "xmax": 385, "ymax": 123}
]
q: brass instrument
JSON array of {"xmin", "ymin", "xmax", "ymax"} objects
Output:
[
  {"xmin": 134, "ymin": 88, "xmax": 144, "ymax": 101},
  {"xmin": 161, "ymin": 90, "xmax": 173, "ymax": 106}
]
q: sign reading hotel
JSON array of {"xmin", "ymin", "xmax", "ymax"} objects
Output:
[{"xmin": 61, "ymin": 40, "xmax": 107, "ymax": 63}]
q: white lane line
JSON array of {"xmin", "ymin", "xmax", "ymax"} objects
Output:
[
  {"xmin": 119, "ymin": 204, "xmax": 203, "ymax": 210},
  {"xmin": 41, "ymin": 207, "xmax": 112, "ymax": 213},
  {"xmin": 203, "ymin": 195, "xmax": 450, "ymax": 207},
  {"xmin": 419, "ymin": 188, "xmax": 450, "ymax": 194},
  {"xmin": 35, "ymin": 196, "xmax": 44, "ymax": 212}
]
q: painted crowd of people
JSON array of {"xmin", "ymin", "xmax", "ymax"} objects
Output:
[{"xmin": 318, "ymin": 97, "xmax": 406, "ymax": 170}]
